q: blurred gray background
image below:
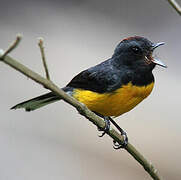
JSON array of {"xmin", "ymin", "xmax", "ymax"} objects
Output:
[{"xmin": 0, "ymin": 0, "xmax": 181, "ymax": 179}]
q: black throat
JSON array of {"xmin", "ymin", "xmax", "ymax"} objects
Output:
[{"xmin": 131, "ymin": 70, "xmax": 154, "ymax": 86}]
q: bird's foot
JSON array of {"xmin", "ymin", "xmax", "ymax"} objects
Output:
[
  {"xmin": 98, "ymin": 116, "xmax": 111, "ymax": 137},
  {"xmin": 96, "ymin": 113, "xmax": 128, "ymax": 149},
  {"xmin": 106, "ymin": 117, "xmax": 128, "ymax": 149},
  {"xmin": 113, "ymin": 130, "xmax": 128, "ymax": 149}
]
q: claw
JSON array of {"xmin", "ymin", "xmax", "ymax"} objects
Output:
[
  {"xmin": 98, "ymin": 130, "xmax": 106, "ymax": 137},
  {"xmin": 97, "ymin": 116, "xmax": 110, "ymax": 137},
  {"xmin": 113, "ymin": 131, "xmax": 128, "ymax": 149},
  {"xmin": 113, "ymin": 140, "xmax": 122, "ymax": 149}
]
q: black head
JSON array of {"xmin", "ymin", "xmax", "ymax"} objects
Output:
[{"xmin": 112, "ymin": 36, "xmax": 166, "ymax": 72}]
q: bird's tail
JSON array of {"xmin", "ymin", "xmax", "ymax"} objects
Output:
[{"xmin": 11, "ymin": 92, "xmax": 61, "ymax": 111}]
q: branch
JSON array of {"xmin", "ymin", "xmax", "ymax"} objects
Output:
[
  {"xmin": 1, "ymin": 34, "xmax": 22, "ymax": 58},
  {"xmin": 167, "ymin": 0, "xmax": 181, "ymax": 15},
  {"xmin": 38, "ymin": 38, "xmax": 50, "ymax": 80},
  {"xmin": 0, "ymin": 36, "xmax": 162, "ymax": 180}
]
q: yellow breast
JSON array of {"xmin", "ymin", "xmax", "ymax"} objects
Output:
[{"xmin": 73, "ymin": 82, "xmax": 154, "ymax": 117}]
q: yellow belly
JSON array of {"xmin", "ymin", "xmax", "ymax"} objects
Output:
[{"xmin": 73, "ymin": 82, "xmax": 154, "ymax": 117}]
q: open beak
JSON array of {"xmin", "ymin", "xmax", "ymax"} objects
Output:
[{"xmin": 151, "ymin": 42, "xmax": 167, "ymax": 68}]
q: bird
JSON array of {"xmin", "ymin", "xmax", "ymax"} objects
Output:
[{"xmin": 11, "ymin": 36, "xmax": 166, "ymax": 148}]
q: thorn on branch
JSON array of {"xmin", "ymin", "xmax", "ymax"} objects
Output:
[{"xmin": 38, "ymin": 38, "xmax": 50, "ymax": 80}]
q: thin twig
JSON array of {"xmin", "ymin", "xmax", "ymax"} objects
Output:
[
  {"xmin": 167, "ymin": 0, "xmax": 181, "ymax": 15},
  {"xmin": 0, "ymin": 36, "xmax": 162, "ymax": 180},
  {"xmin": 38, "ymin": 38, "xmax": 50, "ymax": 80},
  {"xmin": 1, "ymin": 34, "xmax": 22, "ymax": 59}
]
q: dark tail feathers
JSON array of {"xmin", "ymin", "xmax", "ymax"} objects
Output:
[{"xmin": 11, "ymin": 92, "xmax": 61, "ymax": 111}]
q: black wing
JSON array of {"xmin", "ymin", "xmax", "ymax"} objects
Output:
[{"xmin": 66, "ymin": 60, "xmax": 129, "ymax": 93}]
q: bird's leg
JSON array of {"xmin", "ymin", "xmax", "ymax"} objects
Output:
[
  {"xmin": 108, "ymin": 117, "xmax": 128, "ymax": 149},
  {"xmin": 98, "ymin": 116, "xmax": 111, "ymax": 137},
  {"xmin": 94, "ymin": 112, "xmax": 111, "ymax": 137},
  {"xmin": 95, "ymin": 113, "xmax": 128, "ymax": 148}
]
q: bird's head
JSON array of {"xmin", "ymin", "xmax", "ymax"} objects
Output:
[{"xmin": 112, "ymin": 36, "xmax": 167, "ymax": 72}]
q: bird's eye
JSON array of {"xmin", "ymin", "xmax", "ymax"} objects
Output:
[{"xmin": 131, "ymin": 46, "xmax": 142, "ymax": 54}]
